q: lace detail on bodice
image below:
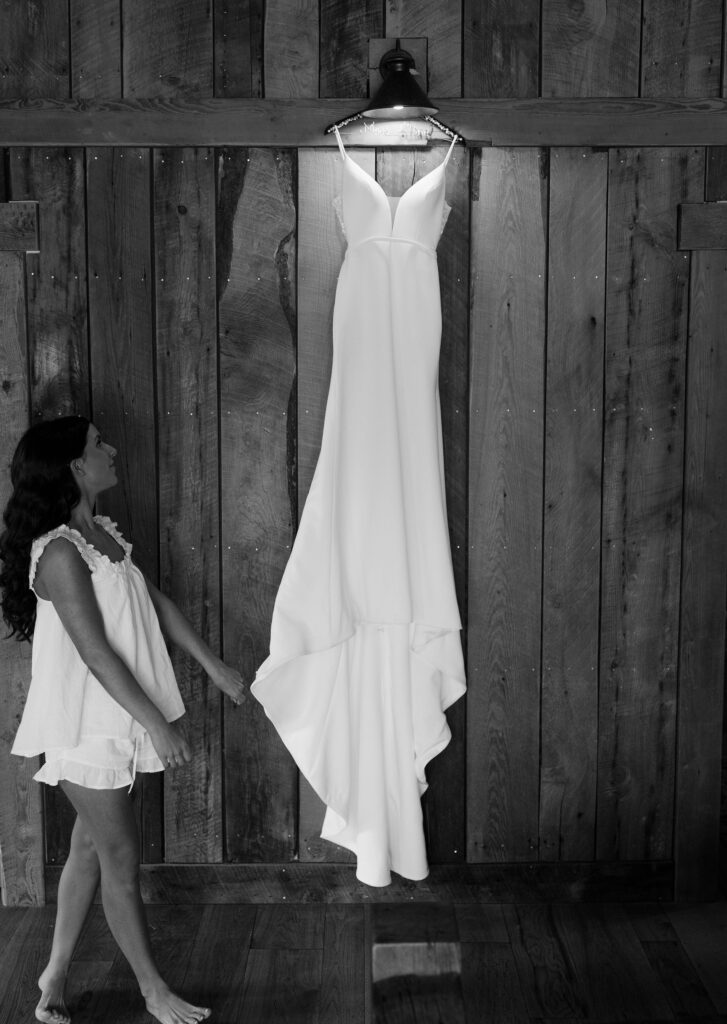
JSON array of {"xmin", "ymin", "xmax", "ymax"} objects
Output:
[
  {"xmin": 332, "ymin": 195, "xmax": 451, "ymax": 242},
  {"xmin": 29, "ymin": 516, "xmax": 132, "ymax": 591}
]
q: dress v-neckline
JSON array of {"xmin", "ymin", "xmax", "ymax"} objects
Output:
[{"xmin": 335, "ymin": 127, "xmax": 455, "ymax": 235}]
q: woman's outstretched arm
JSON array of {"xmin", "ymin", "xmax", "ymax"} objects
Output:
[
  {"xmin": 144, "ymin": 577, "xmax": 247, "ymax": 706},
  {"xmin": 35, "ymin": 538, "xmax": 191, "ymax": 765}
]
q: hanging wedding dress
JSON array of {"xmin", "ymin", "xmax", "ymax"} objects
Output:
[{"xmin": 252, "ymin": 128, "xmax": 466, "ymax": 886}]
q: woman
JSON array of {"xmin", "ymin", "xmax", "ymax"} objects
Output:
[{"xmin": 0, "ymin": 415, "xmax": 246, "ymax": 1024}]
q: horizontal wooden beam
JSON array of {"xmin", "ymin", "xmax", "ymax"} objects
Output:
[
  {"xmin": 44, "ymin": 860, "xmax": 674, "ymax": 905},
  {"xmin": 678, "ymin": 202, "xmax": 727, "ymax": 249},
  {"xmin": 0, "ymin": 98, "xmax": 726, "ymax": 147},
  {"xmin": 0, "ymin": 202, "xmax": 39, "ymax": 251}
]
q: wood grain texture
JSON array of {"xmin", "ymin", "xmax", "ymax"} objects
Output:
[
  {"xmin": 463, "ymin": 0, "xmax": 539, "ymax": 98},
  {"xmin": 214, "ymin": 0, "xmax": 264, "ymax": 98},
  {"xmin": 240, "ymin": 948, "xmax": 323, "ymax": 1021},
  {"xmin": 641, "ymin": 0, "xmax": 723, "ymax": 97},
  {"xmin": 153, "ymin": 147, "xmax": 221, "ymax": 862},
  {"xmin": 0, "ymin": 201, "xmax": 38, "ymax": 250},
  {"xmin": 321, "ymin": 905, "xmax": 365, "ymax": 1024},
  {"xmin": 0, "ymin": 251, "xmax": 43, "ymax": 907},
  {"xmin": 252, "ymin": 904, "xmax": 325, "ymax": 948},
  {"xmin": 640, "ymin": 939, "xmax": 721, "ymax": 1017},
  {"xmin": 554, "ymin": 903, "xmax": 673, "ymax": 1021},
  {"xmin": 540, "ymin": 148, "xmax": 606, "ymax": 862},
  {"xmin": 454, "ymin": 903, "xmax": 509, "ymax": 942},
  {"xmin": 461, "ymin": 942, "xmax": 529, "ymax": 1024},
  {"xmin": 597, "ymin": 146, "xmax": 703, "ymax": 862},
  {"xmin": 122, "ymin": 0, "xmax": 213, "ymax": 98},
  {"xmin": 86, "ymin": 148, "xmax": 157, "ymax": 577},
  {"xmin": 9, "ymin": 149, "xmax": 89, "ymax": 421},
  {"xmin": 69, "ymin": 0, "xmax": 121, "ymax": 98},
  {"xmin": 0, "ymin": 908, "xmax": 56, "ymax": 1019},
  {"xmin": 0, "ymin": 0, "xmax": 69, "ymax": 99},
  {"xmin": 706, "ymin": 147, "xmax": 727, "ymax": 198},
  {"xmin": 218, "ymin": 147, "xmax": 298, "ymax": 862},
  {"xmin": 467, "ymin": 148, "xmax": 546, "ymax": 862},
  {"xmin": 678, "ymin": 202, "xmax": 727, "ymax": 249},
  {"xmin": 5, "ymin": 97, "xmax": 727, "ymax": 147},
  {"xmin": 674, "ymin": 160, "xmax": 727, "ymax": 899},
  {"xmin": 86, "ymin": 146, "xmax": 162, "ymax": 862},
  {"xmin": 541, "ymin": 0, "xmax": 641, "ymax": 97},
  {"xmin": 263, "ymin": 0, "xmax": 318, "ymax": 98},
  {"xmin": 43, "ymin": 858, "xmax": 675, "ymax": 904},
  {"xmin": 503, "ymin": 904, "xmax": 585, "ymax": 1018},
  {"xmin": 668, "ymin": 902, "xmax": 727, "ymax": 1013},
  {"xmin": 320, "ymin": 0, "xmax": 382, "ymax": 98},
  {"xmin": 180, "ymin": 904, "xmax": 256, "ymax": 1017},
  {"xmin": 385, "ymin": 0, "xmax": 462, "ymax": 97},
  {"xmin": 295, "ymin": 145, "xmax": 368, "ymax": 865}
]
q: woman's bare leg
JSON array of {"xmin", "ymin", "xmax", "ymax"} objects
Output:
[
  {"xmin": 60, "ymin": 781, "xmax": 210, "ymax": 1024},
  {"xmin": 36, "ymin": 815, "xmax": 100, "ymax": 1024}
]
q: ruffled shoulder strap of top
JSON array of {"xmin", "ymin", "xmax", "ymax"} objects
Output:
[
  {"xmin": 94, "ymin": 515, "xmax": 133, "ymax": 557},
  {"xmin": 29, "ymin": 526, "xmax": 96, "ymax": 590}
]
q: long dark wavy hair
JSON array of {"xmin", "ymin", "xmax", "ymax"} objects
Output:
[{"xmin": 0, "ymin": 416, "xmax": 90, "ymax": 641}]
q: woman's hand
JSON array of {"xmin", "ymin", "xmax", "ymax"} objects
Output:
[
  {"xmin": 148, "ymin": 719, "xmax": 192, "ymax": 768},
  {"xmin": 208, "ymin": 660, "xmax": 247, "ymax": 707}
]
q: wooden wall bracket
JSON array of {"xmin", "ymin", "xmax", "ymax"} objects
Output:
[{"xmin": 0, "ymin": 97, "xmax": 726, "ymax": 148}]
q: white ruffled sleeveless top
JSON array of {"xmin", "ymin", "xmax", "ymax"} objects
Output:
[{"xmin": 11, "ymin": 516, "xmax": 185, "ymax": 758}]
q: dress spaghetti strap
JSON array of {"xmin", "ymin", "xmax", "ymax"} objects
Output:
[
  {"xmin": 442, "ymin": 133, "xmax": 458, "ymax": 167},
  {"xmin": 334, "ymin": 125, "xmax": 347, "ymax": 160}
]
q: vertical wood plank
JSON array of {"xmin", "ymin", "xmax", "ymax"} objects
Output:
[
  {"xmin": 0, "ymin": 1, "xmax": 69, "ymax": 99},
  {"xmin": 540, "ymin": 148, "xmax": 606, "ymax": 861},
  {"xmin": 69, "ymin": 0, "xmax": 122, "ymax": 97},
  {"xmin": 218, "ymin": 147, "xmax": 297, "ymax": 861},
  {"xmin": 467, "ymin": 147, "xmax": 546, "ymax": 862},
  {"xmin": 9, "ymin": 149, "xmax": 90, "ymax": 421},
  {"xmin": 122, "ymin": 0, "xmax": 213, "ymax": 98},
  {"xmin": 214, "ymin": 0, "xmax": 264, "ymax": 98},
  {"xmin": 295, "ymin": 145, "xmax": 372, "ymax": 864},
  {"xmin": 320, "ymin": 0, "xmax": 382, "ymax": 98},
  {"xmin": 385, "ymin": 1, "xmax": 462, "ymax": 97},
  {"xmin": 597, "ymin": 146, "xmax": 703, "ymax": 862},
  {"xmin": 424, "ymin": 142, "xmax": 469, "ymax": 865},
  {"xmin": 0, "ymin": 252, "xmax": 43, "ymax": 906},
  {"xmin": 9, "ymin": 147, "xmax": 90, "ymax": 868},
  {"xmin": 153, "ymin": 147, "xmax": 221, "ymax": 862},
  {"xmin": 674, "ymin": 152, "xmax": 727, "ymax": 899},
  {"xmin": 263, "ymin": 0, "xmax": 319, "ymax": 98},
  {"xmin": 541, "ymin": 1, "xmax": 641, "ymax": 97},
  {"xmin": 321, "ymin": 905, "xmax": 365, "ymax": 1024},
  {"xmin": 641, "ymin": 0, "xmax": 723, "ymax": 96},
  {"xmin": 86, "ymin": 146, "xmax": 162, "ymax": 862},
  {"xmin": 463, "ymin": 0, "xmax": 540, "ymax": 98}
]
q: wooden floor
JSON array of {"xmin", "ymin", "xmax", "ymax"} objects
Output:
[{"xmin": 1, "ymin": 899, "xmax": 726, "ymax": 1024}]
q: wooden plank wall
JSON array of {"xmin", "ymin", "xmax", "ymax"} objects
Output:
[{"xmin": 1, "ymin": 0, "xmax": 726, "ymax": 904}]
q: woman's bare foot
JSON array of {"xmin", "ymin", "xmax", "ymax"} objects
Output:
[
  {"xmin": 36, "ymin": 966, "xmax": 70, "ymax": 1024},
  {"xmin": 144, "ymin": 984, "xmax": 211, "ymax": 1024}
]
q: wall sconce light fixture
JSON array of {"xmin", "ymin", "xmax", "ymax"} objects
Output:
[{"xmin": 325, "ymin": 39, "xmax": 463, "ymax": 144}]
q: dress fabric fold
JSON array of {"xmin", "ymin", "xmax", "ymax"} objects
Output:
[{"xmin": 252, "ymin": 135, "xmax": 466, "ymax": 887}]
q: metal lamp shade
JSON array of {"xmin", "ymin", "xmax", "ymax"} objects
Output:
[{"xmin": 363, "ymin": 44, "xmax": 438, "ymax": 119}]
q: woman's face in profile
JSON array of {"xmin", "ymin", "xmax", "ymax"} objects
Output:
[{"xmin": 75, "ymin": 424, "xmax": 118, "ymax": 492}]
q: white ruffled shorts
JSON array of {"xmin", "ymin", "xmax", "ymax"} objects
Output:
[{"xmin": 34, "ymin": 734, "xmax": 164, "ymax": 791}]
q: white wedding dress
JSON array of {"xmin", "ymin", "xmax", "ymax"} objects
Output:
[{"xmin": 252, "ymin": 129, "xmax": 466, "ymax": 886}]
